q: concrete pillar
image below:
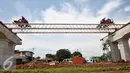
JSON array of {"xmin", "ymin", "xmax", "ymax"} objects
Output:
[
  {"xmin": 0, "ymin": 39, "xmax": 16, "ymax": 69},
  {"xmin": 109, "ymin": 42, "xmax": 121, "ymax": 62},
  {"xmin": 118, "ymin": 39, "xmax": 130, "ymax": 61}
]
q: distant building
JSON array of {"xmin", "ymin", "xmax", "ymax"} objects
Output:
[
  {"xmin": 36, "ymin": 58, "xmax": 53, "ymax": 62},
  {"xmin": 14, "ymin": 50, "xmax": 34, "ymax": 64}
]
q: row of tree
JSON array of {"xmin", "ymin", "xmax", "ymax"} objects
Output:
[
  {"xmin": 38, "ymin": 43, "xmax": 112, "ymax": 63},
  {"xmin": 90, "ymin": 43, "xmax": 112, "ymax": 62},
  {"xmin": 46, "ymin": 49, "xmax": 82, "ymax": 62},
  {"xmin": 46, "ymin": 43, "xmax": 111, "ymax": 62}
]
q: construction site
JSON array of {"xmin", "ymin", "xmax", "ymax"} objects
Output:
[
  {"xmin": 1, "ymin": 0, "xmax": 130, "ymax": 73},
  {"xmin": 0, "ymin": 17, "xmax": 130, "ymax": 73}
]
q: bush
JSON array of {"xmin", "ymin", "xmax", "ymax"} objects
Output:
[{"xmin": 118, "ymin": 66, "xmax": 130, "ymax": 70}]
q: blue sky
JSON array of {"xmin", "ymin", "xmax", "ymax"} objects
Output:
[
  {"xmin": 0, "ymin": 0, "xmax": 130, "ymax": 59},
  {"xmin": 1, "ymin": 0, "xmax": 130, "ymax": 22}
]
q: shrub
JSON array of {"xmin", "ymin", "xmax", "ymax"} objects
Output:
[{"xmin": 118, "ymin": 66, "xmax": 130, "ymax": 70}]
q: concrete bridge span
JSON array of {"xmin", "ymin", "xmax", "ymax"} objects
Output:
[{"xmin": 101, "ymin": 23, "xmax": 130, "ymax": 62}]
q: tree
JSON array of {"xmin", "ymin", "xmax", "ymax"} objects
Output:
[
  {"xmin": 100, "ymin": 53, "xmax": 108, "ymax": 61},
  {"xmin": 105, "ymin": 51, "xmax": 112, "ymax": 61},
  {"xmin": 56, "ymin": 49, "xmax": 71, "ymax": 62},
  {"xmin": 102, "ymin": 43, "xmax": 109, "ymax": 54},
  {"xmin": 46, "ymin": 54, "xmax": 54, "ymax": 58},
  {"xmin": 102, "ymin": 43, "xmax": 110, "ymax": 61},
  {"xmin": 72, "ymin": 51, "xmax": 82, "ymax": 57},
  {"xmin": 36, "ymin": 56, "xmax": 41, "ymax": 60},
  {"xmin": 90, "ymin": 56, "xmax": 101, "ymax": 63},
  {"xmin": 46, "ymin": 54, "xmax": 56, "ymax": 60}
]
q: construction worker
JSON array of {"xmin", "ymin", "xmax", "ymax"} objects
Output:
[
  {"xmin": 102, "ymin": 18, "xmax": 106, "ymax": 23},
  {"xmin": 19, "ymin": 16, "xmax": 28, "ymax": 24},
  {"xmin": 100, "ymin": 18, "xmax": 106, "ymax": 24}
]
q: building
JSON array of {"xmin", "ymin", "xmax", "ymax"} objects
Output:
[{"xmin": 14, "ymin": 50, "xmax": 34, "ymax": 64}]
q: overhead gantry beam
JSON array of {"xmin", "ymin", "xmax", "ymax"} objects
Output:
[{"xmin": 5, "ymin": 23, "xmax": 124, "ymax": 34}]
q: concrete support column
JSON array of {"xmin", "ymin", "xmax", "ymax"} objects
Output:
[
  {"xmin": 0, "ymin": 39, "xmax": 16, "ymax": 69},
  {"xmin": 109, "ymin": 42, "xmax": 121, "ymax": 62},
  {"xmin": 118, "ymin": 39, "xmax": 130, "ymax": 61}
]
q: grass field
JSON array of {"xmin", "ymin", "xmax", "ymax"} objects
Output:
[{"xmin": 0, "ymin": 66, "xmax": 130, "ymax": 73}]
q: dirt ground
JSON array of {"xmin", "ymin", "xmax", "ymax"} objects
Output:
[{"xmin": 16, "ymin": 61, "xmax": 130, "ymax": 69}]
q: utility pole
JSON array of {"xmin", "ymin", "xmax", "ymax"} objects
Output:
[
  {"xmin": 32, "ymin": 48, "xmax": 35, "ymax": 60},
  {"xmin": 32, "ymin": 48, "xmax": 35, "ymax": 53}
]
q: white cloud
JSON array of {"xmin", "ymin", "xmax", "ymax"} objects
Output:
[
  {"xmin": 15, "ymin": 1, "xmax": 33, "ymax": 21},
  {"xmin": 10, "ymin": 16, "xmax": 20, "ymax": 22},
  {"xmin": 74, "ymin": 0, "xmax": 88, "ymax": 4},
  {"xmin": 42, "ymin": 2, "xmax": 103, "ymax": 23},
  {"xmin": 14, "ymin": 1, "xmax": 42, "ymax": 23},
  {"xmin": 31, "ymin": 20, "xmax": 43, "ymax": 23},
  {"xmin": 98, "ymin": 0, "xmax": 122, "ymax": 16},
  {"xmin": 124, "ymin": 6, "xmax": 130, "ymax": 12}
]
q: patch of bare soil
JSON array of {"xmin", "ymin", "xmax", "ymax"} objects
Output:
[{"xmin": 16, "ymin": 61, "xmax": 130, "ymax": 69}]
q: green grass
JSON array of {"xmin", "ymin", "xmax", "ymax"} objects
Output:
[{"xmin": 0, "ymin": 66, "xmax": 129, "ymax": 73}]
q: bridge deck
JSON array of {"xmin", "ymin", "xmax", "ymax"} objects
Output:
[{"xmin": 5, "ymin": 23, "xmax": 125, "ymax": 33}]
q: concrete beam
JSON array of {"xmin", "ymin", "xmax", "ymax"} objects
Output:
[
  {"xmin": 101, "ymin": 24, "xmax": 130, "ymax": 43},
  {"xmin": 0, "ymin": 23, "xmax": 21, "ymax": 45}
]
